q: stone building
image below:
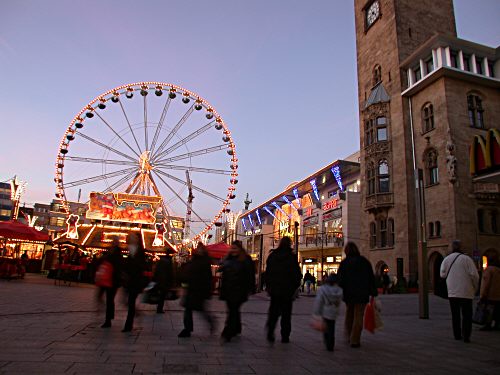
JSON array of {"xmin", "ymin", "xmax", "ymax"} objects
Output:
[{"xmin": 354, "ymin": 0, "xmax": 500, "ymax": 287}]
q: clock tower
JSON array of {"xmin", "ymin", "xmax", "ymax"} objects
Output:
[{"xmin": 354, "ymin": 0, "xmax": 457, "ymax": 282}]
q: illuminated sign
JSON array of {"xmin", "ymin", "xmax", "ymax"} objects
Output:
[
  {"xmin": 86, "ymin": 192, "xmax": 161, "ymax": 224},
  {"xmin": 326, "ymin": 256, "xmax": 334, "ymax": 263},
  {"xmin": 66, "ymin": 214, "xmax": 80, "ymax": 240},
  {"xmin": 306, "ymin": 208, "xmax": 313, "ymax": 217},
  {"xmin": 304, "ymin": 258, "xmax": 316, "ymax": 263},
  {"xmin": 152, "ymin": 222, "xmax": 167, "ymax": 247},
  {"xmin": 322, "ymin": 199, "xmax": 338, "ymax": 211},
  {"xmin": 102, "ymin": 232, "xmax": 127, "ymax": 243}
]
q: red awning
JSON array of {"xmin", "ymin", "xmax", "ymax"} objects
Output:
[
  {"xmin": 205, "ymin": 242, "xmax": 231, "ymax": 259},
  {"xmin": 0, "ymin": 220, "xmax": 50, "ymax": 242}
]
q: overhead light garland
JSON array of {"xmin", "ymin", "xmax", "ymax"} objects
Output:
[
  {"xmin": 272, "ymin": 201, "xmax": 290, "ymax": 219},
  {"xmin": 310, "ymin": 179, "xmax": 320, "ymax": 201},
  {"xmin": 331, "ymin": 165, "xmax": 344, "ymax": 191},
  {"xmin": 255, "ymin": 209, "xmax": 262, "ymax": 225},
  {"xmin": 282, "ymin": 195, "xmax": 299, "ymax": 212}
]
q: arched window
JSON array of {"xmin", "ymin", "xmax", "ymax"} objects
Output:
[
  {"xmin": 367, "ymin": 162, "xmax": 376, "ymax": 196},
  {"xmin": 425, "ymin": 149, "xmax": 439, "ymax": 185},
  {"xmin": 467, "ymin": 94, "xmax": 484, "ymax": 128},
  {"xmin": 373, "ymin": 65, "xmax": 382, "ymax": 86},
  {"xmin": 378, "ymin": 160, "xmax": 390, "ymax": 193},
  {"xmin": 422, "ymin": 103, "xmax": 434, "ymax": 133}
]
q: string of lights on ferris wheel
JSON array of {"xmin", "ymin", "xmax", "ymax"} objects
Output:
[{"xmin": 55, "ymin": 82, "xmax": 239, "ymax": 243}]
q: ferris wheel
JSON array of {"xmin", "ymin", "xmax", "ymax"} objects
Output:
[{"xmin": 54, "ymin": 82, "xmax": 238, "ymax": 244}]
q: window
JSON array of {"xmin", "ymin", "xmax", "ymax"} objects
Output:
[
  {"xmin": 488, "ymin": 62, "xmax": 494, "ymax": 77},
  {"xmin": 422, "ymin": 103, "xmax": 434, "ymax": 133},
  {"xmin": 414, "ymin": 65, "xmax": 422, "ymax": 81},
  {"xmin": 388, "ymin": 218, "xmax": 395, "ymax": 247},
  {"xmin": 425, "ymin": 57, "xmax": 434, "ymax": 74},
  {"xmin": 328, "ymin": 190, "xmax": 336, "ymax": 198},
  {"xmin": 478, "ymin": 209, "xmax": 485, "ymax": 232},
  {"xmin": 370, "ymin": 222, "xmax": 377, "ymax": 249},
  {"xmin": 378, "ymin": 160, "xmax": 390, "ymax": 193},
  {"xmin": 373, "ymin": 65, "xmax": 382, "ymax": 86},
  {"xmin": 425, "ymin": 149, "xmax": 439, "ymax": 185},
  {"xmin": 379, "ymin": 219, "xmax": 387, "ymax": 248},
  {"xmin": 367, "ymin": 162, "xmax": 376, "ymax": 196},
  {"xmin": 475, "ymin": 57, "xmax": 483, "ymax": 75},
  {"xmin": 467, "ymin": 94, "xmax": 484, "ymax": 128},
  {"xmin": 436, "ymin": 221, "xmax": 441, "ymax": 237},
  {"xmin": 429, "ymin": 222, "xmax": 434, "ymax": 237},
  {"xmin": 365, "ymin": 119, "xmax": 375, "ymax": 146},
  {"xmin": 450, "ymin": 50, "xmax": 458, "ymax": 68},
  {"xmin": 463, "ymin": 54, "xmax": 471, "ymax": 71},
  {"xmin": 376, "ymin": 117, "xmax": 387, "ymax": 141}
]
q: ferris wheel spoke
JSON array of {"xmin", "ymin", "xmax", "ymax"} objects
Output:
[
  {"xmin": 143, "ymin": 95, "xmax": 148, "ymax": 151},
  {"xmin": 153, "ymin": 120, "xmax": 215, "ymax": 162},
  {"xmin": 94, "ymin": 111, "xmax": 141, "ymax": 159},
  {"xmin": 118, "ymin": 99, "xmax": 142, "ymax": 154},
  {"xmin": 65, "ymin": 156, "xmax": 137, "ymax": 167},
  {"xmin": 155, "ymin": 169, "xmax": 226, "ymax": 203},
  {"xmin": 63, "ymin": 167, "xmax": 136, "ymax": 188},
  {"xmin": 103, "ymin": 170, "xmax": 138, "ymax": 193},
  {"xmin": 155, "ymin": 144, "xmax": 229, "ymax": 165},
  {"xmin": 76, "ymin": 131, "xmax": 137, "ymax": 162},
  {"xmin": 152, "ymin": 104, "xmax": 195, "ymax": 160},
  {"xmin": 152, "ymin": 171, "xmax": 210, "ymax": 227},
  {"xmin": 155, "ymin": 164, "xmax": 232, "ymax": 175},
  {"xmin": 150, "ymin": 97, "xmax": 172, "ymax": 155}
]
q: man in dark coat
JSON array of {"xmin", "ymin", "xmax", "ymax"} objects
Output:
[
  {"xmin": 265, "ymin": 236, "xmax": 302, "ymax": 343},
  {"xmin": 153, "ymin": 252, "xmax": 174, "ymax": 314},
  {"xmin": 178, "ymin": 243, "xmax": 214, "ymax": 338},
  {"xmin": 219, "ymin": 241, "xmax": 256, "ymax": 342},
  {"xmin": 100, "ymin": 237, "xmax": 123, "ymax": 328},
  {"xmin": 122, "ymin": 233, "xmax": 146, "ymax": 332},
  {"xmin": 337, "ymin": 242, "xmax": 377, "ymax": 348}
]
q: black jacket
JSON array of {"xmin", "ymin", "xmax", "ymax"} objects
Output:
[
  {"xmin": 338, "ymin": 255, "xmax": 377, "ymax": 304},
  {"xmin": 153, "ymin": 255, "xmax": 173, "ymax": 290},
  {"xmin": 265, "ymin": 247, "xmax": 302, "ymax": 298},
  {"xmin": 122, "ymin": 248, "xmax": 146, "ymax": 293},
  {"xmin": 181, "ymin": 253, "xmax": 212, "ymax": 310},
  {"xmin": 219, "ymin": 254, "xmax": 255, "ymax": 303}
]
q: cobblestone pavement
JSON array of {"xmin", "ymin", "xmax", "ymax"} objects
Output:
[{"xmin": 0, "ymin": 275, "xmax": 499, "ymax": 374}]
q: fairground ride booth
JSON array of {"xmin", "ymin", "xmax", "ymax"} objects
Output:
[
  {"xmin": 51, "ymin": 192, "xmax": 183, "ymax": 282},
  {"xmin": 0, "ymin": 220, "xmax": 50, "ymax": 277}
]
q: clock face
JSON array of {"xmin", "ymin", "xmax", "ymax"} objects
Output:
[{"xmin": 366, "ymin": 1, "xmax": 380, "ymax": 27}]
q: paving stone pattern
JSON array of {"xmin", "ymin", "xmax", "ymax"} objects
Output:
[{"xmin": 0, "ymin": 275, "xmax": 498, "ymax": 374}]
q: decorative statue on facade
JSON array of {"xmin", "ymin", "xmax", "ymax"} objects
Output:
[
  {"xmin": 446, "ymin": 137, "xmax": 457, "ymax": 183},
  {"xmin": 244, "ymin": 193, "xmax": 252, "ymax": 210}
]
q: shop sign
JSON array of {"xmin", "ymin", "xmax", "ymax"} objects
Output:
[
  {"xmin": 245, "ymin": 230, "xmax": 253, "ymax": 236},
  {"xmin": 322, "ymin": 199, "xmax": 338, "ymax": 211},
  {"xmin": 326, "ymin": 256, "xmax": 334, "ymax": 263},
  {"xmin": 304, "ymin": 258, "xmax": 317, "ymax": 263},
  {"xmin": 323, "ymin": 207, "xmax": 342, "ymax": 221},
  {"xmin": 335, "ymin": 255, "xmax": 342, "ymax": 263}
]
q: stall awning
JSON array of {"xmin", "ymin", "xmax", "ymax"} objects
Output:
[
  {"xmin": 0, "ymin": 221, "xmax": 49, "ymax": 242},
  {"xmin": 205, "ymin": 242, "xmax": 231, "ymax": 259}
]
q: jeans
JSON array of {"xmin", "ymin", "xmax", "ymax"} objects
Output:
[
  {"xmin": 323, "ymin": 318, "xmax": 336, "ymax": 351},
  {"xmin": 449, "ymin": 297, "xmax": 472, "ymax": 340},
  {"xmin": 345, "ymin": 303, "xmax": 366, "ymax": 345},
  {"xmin": 267, "ymin": 296, "xmax": 293, "ymax": 339},
  {"xmin": 124, "ymin": 290, "xmax": 139, "ymax": 330},
  {"xmin": 222, "ymin": 300, "xmax": 243, "ymax": 338}
]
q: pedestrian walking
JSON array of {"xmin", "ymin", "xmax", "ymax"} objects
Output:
[
  {"xmin": 479, "ymin": 253, "xmax": 500, "ymax": 331},
  {"xmin": 265, "ymin": 236, "xmax": 302, "ymax": 343},
  {"xmin": 99, "ymin": 237, "xmax": 123, "ymax": 328},
  {"xmin": 122, "ymin": 233, "xmax": 146, "ymax": 332},
  {"xmin": 337, "ymin": 242, "xmax": 377, "ymax": 348},
  {"xmin": 178, "ymin": 243, "xmax": 215, "ymax": 338},
  {"xmin": 313, "ymin": 273, "xmax": 343, "ymax": 351},
  {"xmin": 440, "ymin": 240, "xmax": 479, "ymax": 343},
  {"xmin": 304, "ymin": 271, "xmax": 313, "ymax": 294},
  {"xmin": 153, "ymin": 250, "xmax": 174, "ymax": 314},
  {"xmin": 218, "ymin": 240, "xmax": 255, "ymax": 342}
]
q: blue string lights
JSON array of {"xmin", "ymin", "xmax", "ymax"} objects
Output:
[
  {"xmin": 241, "ymin": 217, "xmax": 248, "ymax": 230},
  {"xmin": 272, "ymin": 201, "xmax": 290, "ymax": 218},
  {"xmin": 256, "ymin": 209, "xmax": 262, "ymax": 225},
  {"xmin": 310, "ymin": 179, "xmax": 320, "ymax": 201},
  {"xmin": 293, "ymin": 188, "xmax": 302, "ymax": 208},
  {"xmin": 263, "ymin": 206, "xmax": 278, "ymax": 220},
  {"xmin": 282, "ymin": 195, "xmax": 299, "ymax": 212},
  {"xmin": 248, "ymin": 214, "xmax": 254, "ymax": 227},
  {"xmin": 331, "ymin": 165, "xmax": 344, "ymax": 191}
]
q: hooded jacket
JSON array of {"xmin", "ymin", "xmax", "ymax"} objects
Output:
[{"xmin": 313, "ymin": 284, "xmax": 343, "ymax": 320}]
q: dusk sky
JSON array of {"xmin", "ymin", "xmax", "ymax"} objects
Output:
[{"xmin": 1, "ymin": 0, "xmax": 499, "ymax": 214}]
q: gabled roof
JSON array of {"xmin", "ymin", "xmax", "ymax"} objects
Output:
[{"xmin": 364, "ymin": 83, "xmax": 390, "ymax": 109}]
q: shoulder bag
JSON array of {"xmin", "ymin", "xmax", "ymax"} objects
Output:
[{"xmin": 435, "ymin": 253, "xmax": 461, "ymax": 299}]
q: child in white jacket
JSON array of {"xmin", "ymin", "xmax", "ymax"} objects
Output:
[{"xmin": 313, "ymin": 273, "xmax": 343, "ymax": 351}]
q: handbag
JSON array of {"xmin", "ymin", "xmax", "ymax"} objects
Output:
[
  {"xmin": 435, "ymin": 253, "xmax": 462, "ymax": 299},
  {"xmin": 472, "ymin": 301, "xmax": 494, "ymax": 325},
  {"xmin": 364, "ymin": 298, "xmax": 376, "ymax": 333},
  {"xmin": 309, "ymin": 316, "xmax": 326, "ymax": 332},
  {"xmin": 95, "ymin": 261, "xmax": 113, "ymax": 288}
]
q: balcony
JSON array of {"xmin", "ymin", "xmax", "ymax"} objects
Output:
[
  {"xmin": 298, "ymin": 233, "xmax": 344, "ymax": 250},
  {"xmin": 365, "ymin": 193, "xmax": 394, "ymax": 211}
]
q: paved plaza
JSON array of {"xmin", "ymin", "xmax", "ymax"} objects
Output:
[{"xmin": 0, "ymin": 275, "xmax": 498, "ymax": 374}]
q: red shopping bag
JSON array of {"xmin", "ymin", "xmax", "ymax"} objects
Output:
[
  {"xmin": 364, "ymin": 297, "xmax": 376, "ymax": 334},
  {"xmin": 95, "ymin": 261, "xmax": 113, "ymax": 288}
]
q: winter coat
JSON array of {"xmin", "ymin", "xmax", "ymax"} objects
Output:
[
  {"xmin": 153, "ymin": 256, "xmax": 173, "ymax": 291},
  {"xmin": 338, "ymin": 255, "xmax": 377, "ymax": 304},
  {"xmin": 219, "ymin": 254, "xmax": 255, "ymax": 304},
  {"xmin": 440, "ymin": 252, "xmax": 479, "ymax": 299},
  {"xmin": 122, "ymin": 248, "xmax": 146, "ymax": 293},
  {"xmin": 480, "ymin": 265, "xmax": 500, "ymax": 302},
  {"xmin": 313, "ymin": 284, "xmax": 343, "ymax": 320},
  {"xmin": 265, "ymin": 246, "xmax": 302, "ymax": 299},
  {"xmin": 181, "ymin": 253, "xmax": 212, "ymax": 310},
  {"xmin": 107, "ymin": 246, "xmax": 123, "ymax": 288}
]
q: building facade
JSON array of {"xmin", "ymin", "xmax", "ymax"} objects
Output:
[
  {"xmin": 239, "ymin": 154, "xmax": 360, "ymax": 282},
  {"xmin": 0, "ymin": 183, "xmax": 13, "ymax": 221},
  {"xmin": 354, "ymin": 0, "xmax": 500, "ymax": 286}
]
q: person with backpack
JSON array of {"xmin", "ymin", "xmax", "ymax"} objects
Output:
[
  {"xmin": 97, "ymin": 237, "xmax": 123, "ymax": 328},
  {"xmin": 265, "ymin": 236, "xmax": 302, "ymax": 343},
  {"xmin": 440, "ymin": 240, "xmax": 479, "ymax": 343}
]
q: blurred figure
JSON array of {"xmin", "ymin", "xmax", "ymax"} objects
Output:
[
  {"xmin": 219, "ymin": 240, "xmax": 255, "ymax": 342},
  {"xmin": 440, "ymin": 240, "xmax": 479, "ymax": 343},
  {"xmin": 338, "ymin": 242, "xmax": 377, "ymax": 348},
  {"xmin": 382, "ymin": 269, "xmax": 391, "ymax": 294},
  {"xmin": 178, "ymin": 243, "xmax": 214, "ymax": 338},
  {"xmin": 303, "ymin": 271, "xmax": 313, "ymax": 294},
  {"xmin": 99, "ymin": 237, "xmax": 123, "ymax": 328},
  {"xmin": 480, "ymin": 254, "xmax": 500, "ymax": 331},
  {"xmin": 122, "ymin": 233, "xmax": 146, "ymax": 332},
  {"xmin": 153, "ymin": 249, "xmax": 174, "ymax": 314},
  {"xmin": 265, "ymin": 236, "xmax": 302, "ymax": 343},
  {"xmin": 313, "ymin": 273, "xmax": 343, "ymax": 351}
]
